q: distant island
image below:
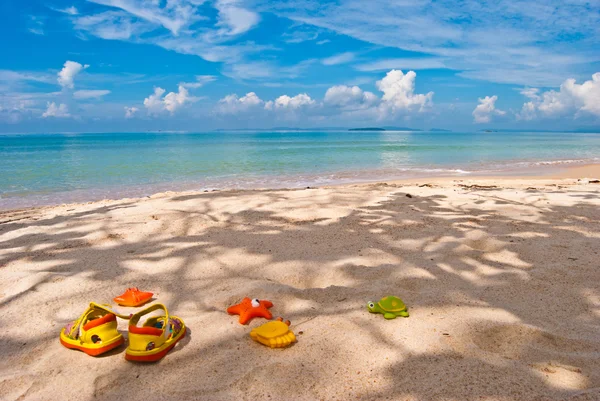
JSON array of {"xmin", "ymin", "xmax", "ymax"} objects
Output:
[
  {"xmin": 213, "ymin": 127, "xmax": 459, "ymax": 132},
  {"xmin": 349, "ymin": 126, "xmax": 427, "ymax": 132}
]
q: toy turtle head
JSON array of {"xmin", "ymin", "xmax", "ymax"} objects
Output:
[{"xmin": 367, "ymin": 301, "xmax": 382, "ymax": 314}]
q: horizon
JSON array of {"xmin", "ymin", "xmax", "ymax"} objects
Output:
[
  {"xmin": 3, "ymin": 127, "xmax": 600, "ymax": 135},
  {"xmin": 4, "ymin": 128, "xmax": 600, "ymax": 135},
  {"xmin": 1, "ymin": 1, "xmax": 599, "ymax": 133}
]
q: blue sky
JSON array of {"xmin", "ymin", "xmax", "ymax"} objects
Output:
[{"xmin": 1, "ymin": 0, "xmax": 599, "ymax": 132}]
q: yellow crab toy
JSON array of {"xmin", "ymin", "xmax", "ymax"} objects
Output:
[{"xmin": 250, "ymin": 318, "xmax": 296, "ymax": 348}]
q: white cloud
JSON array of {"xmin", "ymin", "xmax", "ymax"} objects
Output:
[
  {"xmin": 124, "ymin": 106, "xmax": 139, "ymax": 118},
  {"xmin": 181, "ymin": 75, "xmax": 217, "ymax": 89},
  {"xmin": 55, "ymin": 6, "xmax": 79, "ymax": 15},
  {"xmin": 222, "ymin": 62, "xmax": 274, "ymax": 80},
  {"xmin": 517, "ymin": 101, "xmax": 537, "ymax": 121},
  {"xmin": 472, "ymin": 95, "xmax": 505, "ymax": 123},
  {"xmin": 58, "ymin": 61, "xmax": 89, "ymax": 89},
  {"xmin": 282, "ymin": 26, "xmax": 320, "ymax": 43},
  {"xmin": 0, "ymin": 70, "xmax": 54, "ymax": 85},
  {"xmin": 222, "ymin": 59, "xmax": 315, "ymax": 81},
  {"xmin": 355, "ymin": 58, "xmax": 447, "ymax": 72},
  {"xmin": 214, "ymin": 70, "xmax": 433, "ymax": 120},
  {"xmin": 28, "ymin": 16, "xmax": 45, "ymax": 36},
  {"xmin": 316, "ymin": 39, "xmax": 330, "ymax": 45},
  {"xmin": 144, "ymin": 85, "xmax": 197, "ymax": 114},
  {"xmin": 88, "ymin": 0, "xmax": 203, "ymax": 35},
  {"xmin": 520, "ymin": 88, "xmax": 540, "ymax": 101},
  {"xmin": 73, "ymin": 89, "xmax": 111, "ymax": 99},
  {"xmin": 216, "ymin": 92, "xmax": 264, "ymax": 114},
  {"xmin": 42, "ymin": 102, "xmax": 70, "ymax": 118},
  {"xmin": 324, "ymin": 85, "xmax": 378, "ymax": 109},
  {"xmin": 70, "ymin": 1, "xmax": 266, "ymax": 71},
  {"xmin": 164, "ymin": 85, "xmax": 194, "ymax": 113},
  {"xmin": 216, "ymin": 92, "xmax": 315, "ymax": 114},
  {"xmin": 0, "ymin": 93, "xmax": 42, "ymax": 123},
  {"xmin": 215, "ymin": 0, "xmax": 260, "ymax": 36},
  {"xmin": 256, "ymin": 0, "xmax": 600, "ymax": 87},
  {"xmin": 266, "ymin": 93, "xmax": 315, "ymax": 110},
  {"xmin": 517, "ymin": 73, "xmax": 600, "ymax": 119},
  {"xmin": 74, "ymin": 11, "xmax": 152, "ymax": 40},
  {"xmin": 143, "ymin": 87, "xmax": 166, "ymax": 114},
  {"xmin": 322, "ymin": 52, "xmax": 355, "ymax": 66},
  {"xmin": 376, "ymin": 69, "xmax": 434, "ymax": 114},
  {"xmin": 29, "ymin": 28, "xmax": 45, "ymax": 36},
  {"xmin": 155, "ymin": 38, "xmax": 270, "ymax": 64}
]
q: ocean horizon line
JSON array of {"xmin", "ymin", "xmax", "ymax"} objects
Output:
[{"xmin": 2, "ymin": 128, "xmax": 600, "ymax": 136}]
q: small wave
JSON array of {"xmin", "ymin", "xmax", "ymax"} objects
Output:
[
  {"xmin": 533, "ymin": 158, "xmax": 598, "ymax": 166},
  {"xmin": 483, "ymin": 157, "xmax": 599, "ymax": 170},
  {"xmin": 395, "ymin": 167, "xmax": 472, "ymax": 174}
]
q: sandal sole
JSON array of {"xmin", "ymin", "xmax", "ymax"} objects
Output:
[
  {"xmin": 125, "ymin": 329, "xmax": 186, "ymax": 362},
  {"xmin": 60, "ymin": 336, "xmax": 124, "ymax": 356}
]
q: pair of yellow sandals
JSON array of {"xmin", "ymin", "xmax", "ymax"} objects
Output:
[{"xmin": 60, "ymin": 302, "xmax": 186, "ymax": 362}]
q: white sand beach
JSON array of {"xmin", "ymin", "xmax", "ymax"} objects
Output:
[{"xmin": 1, "ymin": 168, "xmax": 600, "ymax": 400}]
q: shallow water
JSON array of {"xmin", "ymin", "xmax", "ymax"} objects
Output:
[{"xmin": 1, "ymin": 130, "xmax": 599, "ymax": 209}]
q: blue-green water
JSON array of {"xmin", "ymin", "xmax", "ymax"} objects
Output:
[{"xmin": 1, "ymin": 131, "xmax": 599, "ymax": 209}]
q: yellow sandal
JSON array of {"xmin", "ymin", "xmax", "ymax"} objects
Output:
[
  {"xmin": 125, "ymin": 303, "xmax": 186, "ymax": 362},
  {"xmin": 60, "ymin": 302, "xmax": 128, "ymax": 356}
]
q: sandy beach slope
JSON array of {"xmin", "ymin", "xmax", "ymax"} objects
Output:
[{"xmin": 1, "ymin": 174, "xmax": 599, "ymax": 400}]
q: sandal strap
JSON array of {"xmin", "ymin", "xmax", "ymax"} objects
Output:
[
  {"xmin": 129, "ymin": 303, "xmax": 170, "ymax": 339},
  {"xmin": 65, "ymin": 302, "xmax": 128, "ymax": 339}
]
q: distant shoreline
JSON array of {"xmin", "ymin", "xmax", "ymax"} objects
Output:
[
  {"xmin": 5, "ymin": 128, "xmax": 600, "ymax": 135},
  {"xmin": 2, "ymin": 163, "xmax": 598, "ymax": 212},
  {"xmin": 2, "ymin": 131, "xmax": 599, "ymax": 210}
]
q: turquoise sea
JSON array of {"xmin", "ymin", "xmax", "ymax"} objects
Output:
[{"xmin": 1, "ymin": 131, "xmax": 599, "ymax": 209}]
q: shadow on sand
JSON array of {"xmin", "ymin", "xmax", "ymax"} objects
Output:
[{"xmin": 1, "ymin": 184, "xmax": 599, "ymax": 400}]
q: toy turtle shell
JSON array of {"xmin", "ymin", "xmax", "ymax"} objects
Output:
[{"xmin": 367, "ymin": 296, "xmax": 409, "ymax": 319}]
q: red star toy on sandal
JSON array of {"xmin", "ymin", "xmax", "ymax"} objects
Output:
[{"xmin": 227, "ymin": 297, "xmax": 273, "ymax": 325}]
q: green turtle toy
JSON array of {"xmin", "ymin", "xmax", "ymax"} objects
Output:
[{"xmin": 367, "ymin": 296, "xmax": 409, "ymax": 319}]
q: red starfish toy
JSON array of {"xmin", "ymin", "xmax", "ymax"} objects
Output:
[{"xmin": 227, "ymin": 297, "xmax": 273, "ymax": 325}]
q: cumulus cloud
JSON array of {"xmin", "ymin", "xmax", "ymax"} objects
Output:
[
  {"xmin": 517, "ymin": 101, "xmax": 537, "ymax": 121},
  {"xmin": 73, "ymin": 89, "xmax": 111, "ymax": 99},
  {"xmin": 58, "ymin": 61, "xmax": 89, "ymax": 89},
  {"xmin": 215, "ymin": 70, "xmax": 433, "ymax": 120},
  {"xmin": 520, "ymin": 88, "xmax": 540, "ymax": 101},
  {"xmin": 216, "ymin": 92, "xmax": 316, "ymax": 114},
  {"xmin": 216, "ymin": 92, "xmax": 264, "ymax": 114},
  {"xmin": 42, "ymin": 102, "xmax": 70, "ymax": 118},
  {"xmin": 124, "ymin": 106, "xmax": 139, "ymax": 118},
  {"xmin": 324, "ymin": 85, "xmax": 378, "ymax": 109},
  {"xmin": 265, "ymin": 93, "xmax": 315, "ymax": 110},
  {"xmin": 472, "ymin": 95, "xmax": 505, "ymax": 123},
  {"xmin": 143, "ymin": 87, "xmax": 166, "ymax": 114},
  {"xmin": 143, "ymin": 85, "xmax": 196, "ymax": 114},
  {"xmin": 377, "ymin": 70, "xmax": 433, "ymax": 114},
  {"xmin": 163, "ymin": 86, "xmax": 194, "ymax": 113},
  {"xmin": 517, "ymin": 73, "xmax": 600, "ymax": 119}
]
